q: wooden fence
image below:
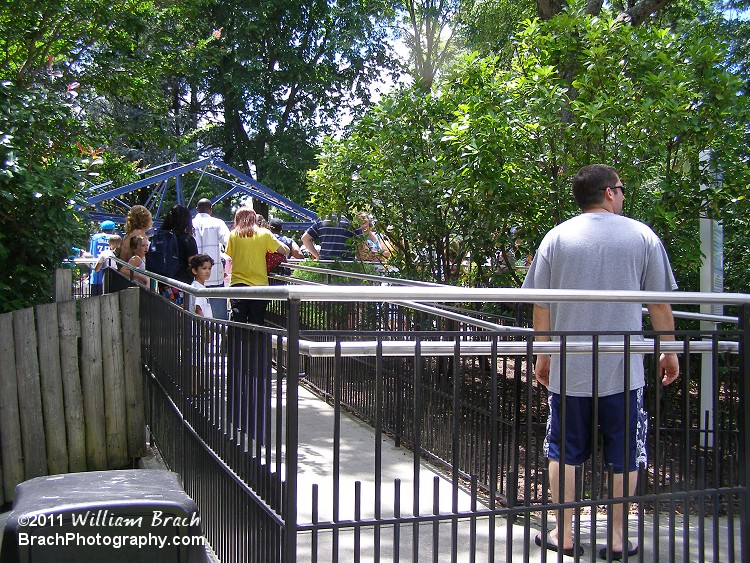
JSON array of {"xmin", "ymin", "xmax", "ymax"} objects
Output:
[{"xmin": 0, "ymin": 278, "xmax": 145, "ymax": 505}]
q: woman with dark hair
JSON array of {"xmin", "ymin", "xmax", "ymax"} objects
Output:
[{"xmin": 158, "ymin": 204, "xmax": 198, "ymax": 304}]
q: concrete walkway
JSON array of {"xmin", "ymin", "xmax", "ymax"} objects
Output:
[
  {"xmin": 290, "ymin": 383, "xmax": 741, "ymax": 562},
  {"xmin": 1, "ymin": 383, "xmax": 741, "ymax": 562}
]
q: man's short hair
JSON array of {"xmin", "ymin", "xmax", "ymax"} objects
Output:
[
  {"xmin": 572, "ymin": 164, "xmax": 619, "ymax": 210},
  {"xmin": 268, "ymin": 218, "xmax": 283, "ymax": 233},
  {"xmin": 197, "ymin": 198, "xmax": 212, "ymax": 213}
]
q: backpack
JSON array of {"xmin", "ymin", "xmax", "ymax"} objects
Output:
[
  {"xmin": 146, "ymin": 230, "xmax": 181, "ymax": 277},
  {"xmin": 266, "ymin": 251, "xmax": 286, "ymax": 274}
]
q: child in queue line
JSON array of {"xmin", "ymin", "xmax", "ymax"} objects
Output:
[
  {"xmin": 121, "ymin": 235, "xmax": 150, "ymax": 286},
  {"xmin": 190, "ymin": 254, "xmax": 215, "ymax": 318},
  {"xmin": 94, "ymin": 234, "xmax": 122, "ymax": 274}
]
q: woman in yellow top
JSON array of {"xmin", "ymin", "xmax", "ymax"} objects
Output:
[{"xmin": 226, "ymin": 206, "xmax": 289, "ymax": 325}]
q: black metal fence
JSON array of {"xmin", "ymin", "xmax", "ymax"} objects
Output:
[
  {"xmin": 104, "ymin": 267, "xmax": 749, "ymax": 562},
  {"xmin": 61, "ymin": 258, "xmax": 98, "ymax": 299}
]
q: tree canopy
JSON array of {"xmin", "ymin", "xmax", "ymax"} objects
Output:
[
  {"xmin": 0, "ymin": 82, "xmax": 91, "ymax": 311},
  {"xmin": 0, "ymin": 0, "xmax": 398, "ymax": 310},
  {"xmin": 2, "ymin": 0, "xmax": 750, "ymax": 312},
  {"xmin": 308, "ymin": 5, "xmax": 750, "ymax": 291}
]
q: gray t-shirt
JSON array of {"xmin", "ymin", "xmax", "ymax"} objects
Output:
[{"xmin": 522, "ymin": 212, "xmax": 677, "ymax": 396}]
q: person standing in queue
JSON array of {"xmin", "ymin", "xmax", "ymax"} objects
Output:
[
  {"xmin": 156, "ymin": 204, "xmax": 198, "ymax": 306},
  {"xmin": 225, "ymin": 207, "xmax": 289, "ymax": 440},
  {"xmin": 226, "ymin": 206, "xmax": 289, "ymax": 325},
  {"xmin": 523, "ymin": 164, "xmax": 679, "ymax": 559},
  {"xmin": 88, "ymin": 220, "xmax": 117, "ymax": 295},
  {"xmin": 193, "ymin": 198, "xmax": 231, "ymax": 320},
  {"xmin": 120, "ymin": 205, "xmax": 153, "ymax": 265}
]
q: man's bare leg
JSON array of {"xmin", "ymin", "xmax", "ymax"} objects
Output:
[
  {"xmin": 547, "ymin": 460, "xmax": 576, "ymax": 550},
  {"xmin": 610, "ymin": 470, "xmax": 638, "ymax": 552}
]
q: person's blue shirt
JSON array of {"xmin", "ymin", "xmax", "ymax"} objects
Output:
[{"xmin": 88, "ymin": 232, "xmax": 111, "ymax": 286}]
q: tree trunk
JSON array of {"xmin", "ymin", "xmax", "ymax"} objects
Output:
[
  {"xmin": 537, "ymin": 0, "xmax": 672, "ymax": 25},
  {"xmin": 537, "ymin": 0, "xmax": 565, "ymax": 20},
  {"xmin": 617, "ymin": 0, "xmax": 673, "ymax": 26},
  {"xmin": 586, "ymin": 0, "xmax": 604, "ymax": 15},
  {"xmin": 219, "ymin": 56, "xmax": 254, "ymax": 173}
]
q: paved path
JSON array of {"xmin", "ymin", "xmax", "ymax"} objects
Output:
[
  {"xmin": 1, "ymin": 382, "xmax": 740, "ymax": 562},
  {"xmin": 291, "ymin": 383, "xmax": 741, "ymax": 562}
]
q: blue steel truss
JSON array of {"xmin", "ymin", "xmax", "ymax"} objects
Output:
[{"xmin": 85, "ymin": 158, "xmax": 317, "ymax": 229}]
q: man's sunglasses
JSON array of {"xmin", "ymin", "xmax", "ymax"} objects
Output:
[{"xmin": 599, "ymin": 184, "xmax": 626, "ymax": 195}]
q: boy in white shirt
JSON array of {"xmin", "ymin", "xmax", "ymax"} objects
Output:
[{"xmin": 93, "ymin": 235, "xmax": 122, "ymax": 291}]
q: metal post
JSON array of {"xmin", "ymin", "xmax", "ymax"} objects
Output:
[
  {"xmin": 283, "ymin": 296, "xmax": 301, "ymax": 563},
  {"xmin": 175, "ymin": 173, "xmax": 184, "ymax": 206},
  {"xmin": 509, "ymin": 303, "xmax": 527, "ymax": 510},
  {"xmin": 739, "ymin": 304, "xmax": 750, "ymax": 561},
  {"xmin": 699, "ymin": 216, "xmax": 723, "ymax": 447}
]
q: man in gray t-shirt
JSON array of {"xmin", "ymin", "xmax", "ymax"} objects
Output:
[{"xmin": 522, "ymin": 164, "xmax": 680, "ymax": 559}]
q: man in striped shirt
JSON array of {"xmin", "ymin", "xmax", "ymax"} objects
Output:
[{"xmin": 301, "ymin": 214, "xmax": 363, "ymax": 260}]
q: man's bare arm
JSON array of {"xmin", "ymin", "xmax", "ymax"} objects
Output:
[
  {"xmin": 532, "ymin": 304, "xmax": 551, "ymax": 388},
  {"xmin": 301, "ymin": 232, "xmax": 319, "ymax": 259},
  {"xmin": 275, "ymin": 242, "xmax": 290, "ymax": 257},
  {"xmin": 646, "ymin": 302, "xmax": 680, "ymax": 386},
  {"xmin": 290, "ymin": 241, "xmax": 304, "ymax": 259}
]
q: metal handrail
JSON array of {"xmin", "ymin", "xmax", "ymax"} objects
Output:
[
  {"xmin": 110, "ymin": 257, "xmax": 749, "ymax": 311},
  {"xmin": 278, "ymin": 263, "xmax": 739, "ymax": 324},
  {"xmin": 290, "ymin": 337, "xmax": 738, "ymax": 358},
  {"xmin": 271, "ymin": 272, "xmax": 521, "ymax": 332},
  {"xmin": 283, "ymin": 260, "xmax": 440, "ymax": 287}
]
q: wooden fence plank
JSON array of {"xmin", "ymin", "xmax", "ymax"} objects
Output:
[
  {"xmin": 12, "ymin": 308, "xmax": 47, "ymax": 478},
  {"xmin": 36, "ymin": 303, "xmax": 69, "ymax": 475},
  {"xmin": 120, "ymin": 288, "xmax": 146, "ymax": 459},
  {"xmin": 79, "ymin": 297, "xmax": 107, "ymax": 470},
  {"xmin": 100, "ymin": 293, "xmax": 128, "ymax": 468},
  {"xmin": 0, "ymin": 313, "xmax": 24, "ymax": 500},
  {"xmin": 55, "ymin": 268, "xmax": 73, "ymax": 302},
  {"xmin": 57, "ymin": 299, "xmax": 87, "ymax": 473}
]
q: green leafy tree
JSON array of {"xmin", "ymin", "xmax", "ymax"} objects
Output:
[
  {"xmin": 178, "ymin": 0, "xmax": 398, "ymax": 207},
  {"xmin": 0, "ymin": 0, "xmax": 126, "ymax": 86},
  {"xmin": 456, "ymin": 0, "xmax": 535, "ymax": 60},
  {"xmin": 538, "ymin": 0, "xmax": 678, "ymax": 24},
  {"xmin": 308, "ymin": 8, "xmax": 750, "ymax": 291},
  {"xmin": 309, "ymin": 89, "xmax": 474, "ymax": 284},
  {"xmin": 0, "ymin": 0, "xmax": 121, "ymax": 311},
  {"xmin": 396, "ymin": 0, "xmax": 464, "ymax": 90},
  {"xmin": 446, "ymin": 11, "xmax": 748, "ymax": 289},
  {"xmin": 71, "ymin": 2, "xmax": 208, "ymax": 170},
  {"xmin": 0, "ymin": 82, "xmax": 90, "ymax": 311}
]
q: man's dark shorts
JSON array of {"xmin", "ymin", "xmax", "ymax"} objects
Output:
[{"xmin": 544, "ymin": 387, "xmax": 647, "ymax": 472}]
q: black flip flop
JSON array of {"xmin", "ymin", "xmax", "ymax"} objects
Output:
[
  {"xmin": 598, "ymin": 541, "xmax": 638, "ymax": 560},
  {"xmin": 535, "ymin": 532, "xmax": 584, "ymax": 557}
]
